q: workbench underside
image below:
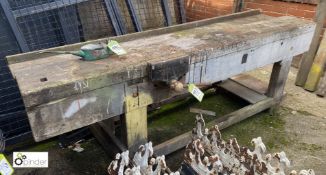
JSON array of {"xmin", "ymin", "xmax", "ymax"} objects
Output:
[{"xmin": 7, "ymin": 10, "xmax": 315, "ymax": 141}]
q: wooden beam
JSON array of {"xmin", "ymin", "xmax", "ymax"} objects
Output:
[
  {"xmin": 304, "ymin": 31, "xmax": 326, "ymax": 91},
  {"xmin": 231, "ymin": 74, "xmax": 268, "ymax": 95},
  {"xmin": 124, "ymin": 107, "xmax": 147, "ymax": 153},
  {"xmin": 296, "ymin": 0, "xmax": 326, "ymax": 86},
  {"xmin": 266, "ymin": 60, "xmax": 292, "ymax": 113},
  {"xmin": 189, "ymin": 108, "xmax": 216, "ymax": 116},
  {"xmin": 98, "ymin": 119, "xmax": 127, "ymax": 151},
  {"xmin": 232, "ymin": 0, "xmax": 243, "ymax": 13},
  {"xmin": 154, "ymin": 97, "xmax": 275, "ymax": 156},
  {"xmin": 89, "ymin": 124, "xmax": 120, "ymax": 157},
  {"xmin": 219, "ymin": 79, "xmax": 267, "ymax": 104},
  {"xmin": 123, "ymin": 94, "xmax": 152, "ymax": 153},
  {"xmin": 317, "ymin": 73, "xmax": 326, "ymax": 97}
]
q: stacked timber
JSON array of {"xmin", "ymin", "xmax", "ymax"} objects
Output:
[{"xmin": 108, "ymin": 114, "xmax": 316, "ymax": 175}]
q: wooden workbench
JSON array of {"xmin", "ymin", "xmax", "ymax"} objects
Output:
[{"xmin": 7, "ymin": 10, "xmax": 315, "ymax": 153}]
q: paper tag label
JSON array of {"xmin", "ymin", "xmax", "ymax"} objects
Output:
[
  {"xmin": 107, "ymin": 40, "xmax": 127, "ymax": 55},
  {"xmin": 188, "ymin": 84, "xmax": 204, "ymax": 102},
  {"xmin": 0, "ymin": 154, "xmax": 14, "ymax": 175}
]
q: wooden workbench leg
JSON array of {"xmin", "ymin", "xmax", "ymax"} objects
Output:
[
  {"xmin": 266, "ymin": 59, "xmax": 292, "ymax": 114},
  {"xmin": 123, "ymin": 106, "xmax": 148, "ymax": 153},
  {"xmin": 123, "ymin": 94, "xmax": 149, "ymax": 153}
]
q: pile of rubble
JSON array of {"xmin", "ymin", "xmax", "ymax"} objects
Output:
[{"xmin": 107, "ymin": 114, "xmax": 315, "ymax": 175}]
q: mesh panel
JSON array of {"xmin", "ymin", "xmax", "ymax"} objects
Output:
[
  {"xmin": 8, "ymin": 0, "xmax": 117, "ymax": 51},
  {"xmin": 0, "ymin": 0, "xmax": 235, "ymax": 145}
]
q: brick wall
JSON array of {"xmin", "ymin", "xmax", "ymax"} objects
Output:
[
  {"xmin": 183, "ymin": 1, "xmax": 326, "ymax": 42},
  {"xmin": 185, "ymin": 0, "xmax": 325, "ymax": 30},
  {"xmin": 244, "ymin": 0, "xmax": 316, "ymax": 19},
  {"xmin": 243, "ymin": 0, "xmax": 326, "ymax": 44},
  {"xmin": 184, "ymin": 0, "xmax": 234, "ymax": 21}
]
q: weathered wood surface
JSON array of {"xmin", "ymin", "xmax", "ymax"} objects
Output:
[
  {"xmin": 189, "ymin": 108, "xmax": 216, "ymax": 116},
  {"xmin": 305, "ymin": 31, "xmax": 326, "ymax": 91},
  {"xmin": 7, "ymin": 10, "xmax": 315, "ymax": 141},
  {"xmin": 266, "ymin": 60, "xmax": 292, "ymax": 114},
  {"xmin": 124, "ymin": 93, "xmax": 152, "ymax": 152},
  {"xmin": 295, "ymin": 0, "xmax": 326, "ymax": 86},
  {"xmin": 9, "ymin": 13, "xmax": 314, "ymax": 108},
  {"xmin": 231, "ymin": 74, "xmax": 268, "ymax": 94},
  {"xmin": 316, "ymin": 72, "xmax": 326, "ymax": 97},
  {"xmin": 154, "ymin": 97, "xmax": 275, "ymax": 156},
  {"xmin": 218, "ymin": 79, "xmax": 267, "ymax": 104}
]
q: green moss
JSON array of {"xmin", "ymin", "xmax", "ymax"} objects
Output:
[
  {"xmin": 61, "ymin": 139, "xmax": 111, "ymax": 174},
  {"xmin": 23, "ymin": 140, "xmax": 58, "ymax": 152},
  {"xmin": 148, "ymin": 88, "xmax": 292, "ymax": 152},
  {"xmin": 148, "ymin": 89, "xmax": 247, "ymax": 144},
  {"xmin": 222, "ymin": 108, "xmax": 290, "ymax": 150}
]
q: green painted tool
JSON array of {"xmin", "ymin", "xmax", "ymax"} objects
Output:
[{"xmin": 40, "ymin": 43, "xmax": 112, "ymax": 61}]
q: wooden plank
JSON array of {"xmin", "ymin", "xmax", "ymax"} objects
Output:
[
  {"xmin": 99, "ymin": 119, "xmax": 127, "ymax": 151},
  {"xmin": 89, "ymin": 124, "xmax": 120, "ymax": 157},
  {"xmin": 124, "ymin": 107, "xmax": 147, "ymax": 153},
  {"xmin": 295, "ymin": 0, "xmax": 326, "ymax": 86},
  {"xmin": 266, "ymin": 60, "xmax": 292, "ymax": 113},
  {"xmin": 304, "ymin": 31, "xmax": 326, "ymax": 91},
  {"xmin": 123, "ymin": 93, "xmax": 153, "ymax": 152},
  {"xmin": 232, "ymin": 0, "xmax": 243, "ymax": 13},
  {"xmin": 154, "ymin": 97, "xmax": 275, "ymax": 156},
  {"xmin": 231, "ymin": 74, "xmax": 268, "ymax": 94},
  {"xmin": 218, "ymin": 79, "xmax": 267, "ymax": 104},
  {"xmin": 189, "ymin": 108, "xmax": 216, "ymax": 116},
  {"xmin": 27, "ymin": 83, "xmax": 126, "ymax": 142},
  {"xmin": 316, "ymin": 73, "xmax": 326, "ymax": 97}
]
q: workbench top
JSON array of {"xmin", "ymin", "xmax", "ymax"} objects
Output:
[
  {"xmin": 6, "ymin": 10, "xmax": 316, "ymax": 141},
  {"xmin": 8, "ymin": 12, "xmax": 314, "ymax": 109}
]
